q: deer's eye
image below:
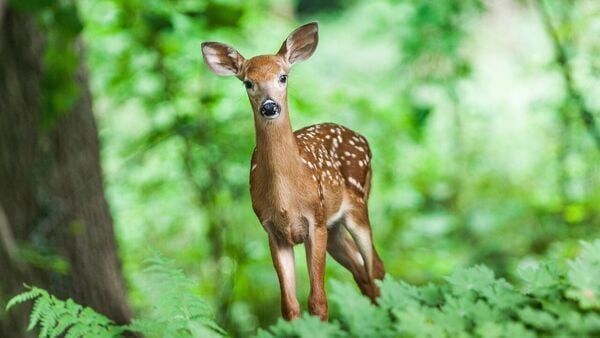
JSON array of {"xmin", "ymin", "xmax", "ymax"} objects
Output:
[
  {"xmin": 279, "ymin": 74, "xmax": 287, "ymax": 84},
  {"xmin": 243, "ymin": 80, "xmax": 253, "ymax": 89}
]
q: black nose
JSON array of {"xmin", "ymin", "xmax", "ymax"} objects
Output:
[{"xmin": 260, "ymin": 99, "xmax": 280, "ymax": 118}]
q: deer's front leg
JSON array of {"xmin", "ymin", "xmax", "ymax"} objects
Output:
[
  {"xmin": 268, "ymin": 234, "xmax": 301, "ymax": 320},
  {"xmin": 305, "ymin": 221, "xmax": 328, "ymax": 320}
]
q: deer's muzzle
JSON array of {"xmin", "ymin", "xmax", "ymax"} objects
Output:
[{"xmin": 260, "ymin": 99, "xmax": 280, "ymax": 119}]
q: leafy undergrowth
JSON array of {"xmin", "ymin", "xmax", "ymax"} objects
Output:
[{"xmin": 7, "ymin": 240, "xmax": 600, "ymax": 338}]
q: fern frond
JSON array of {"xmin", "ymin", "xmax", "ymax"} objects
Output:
[
  {"xmin": 28, "ymin": 292, "xmax": 51, "ymax": 332},
  {"xmin": 51, "ymin": 299, "xmax": 79, "ymax": 336},
  {"xmin": 131, "ymin": 253, "xmax": 225, "ymax": 337},
  {"xmin": 5, "ymin": 285, "xmax": 45, "ymax": 310},
  {"xmin": 64, "ymin": 325, "xmax": 89, "ymax": 338},
  {"xmin": 6, "ymin": 284, "xmax": 121, "ymax": 338},
  {"xmin": 50, "ymin": 311, "xmax": 78, "ymax": 338},
  {"xmin": 39, "ymin": 302, "xmax": 57, "ymax": 337}
]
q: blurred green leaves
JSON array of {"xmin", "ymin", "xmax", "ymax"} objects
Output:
[
  {"xmin": 566, "ymin": 240, "xmax": 600, "ymax": 309},
  {"xmin": 8, "ymin": 0, "xmax": 54, "ymax": 13},
  {"xmin": 72, "ymin": 0, "xmax": 600, "ymax": 334},
  {"xmin": 12, "ymin": 0, "xmax": 84, "ymax": 129}
]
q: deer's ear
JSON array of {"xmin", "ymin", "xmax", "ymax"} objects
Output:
[
  {"xmin": 278, "ymin": 22, "xmax": 319, "ymax": 65},
  {"xmin": 201, "ymin": 42, "xmax": 245, "ymax": 77}
]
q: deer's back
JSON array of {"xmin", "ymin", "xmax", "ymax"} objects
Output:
[{"xmin": 294, "ymin": 123, "xmax": 372, "ymax": 201}]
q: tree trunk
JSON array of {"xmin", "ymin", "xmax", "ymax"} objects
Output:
[{"xmin": 0, "ymin": 6, "xmax": 132, "ymax": 336}]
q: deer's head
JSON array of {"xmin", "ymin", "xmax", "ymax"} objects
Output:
[{"xmin": 201, "ymin": 23, "xmax": 318, "ymax": 123}]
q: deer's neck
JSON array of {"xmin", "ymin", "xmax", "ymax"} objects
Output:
[{"xmin": 254, "ymin": 112, "xmax": 302, "ymax": 178}]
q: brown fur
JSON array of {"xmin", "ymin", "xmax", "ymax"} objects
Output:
[{"xmin": 202, "ymin": 22, "xmax": 385, "ymax": 321}]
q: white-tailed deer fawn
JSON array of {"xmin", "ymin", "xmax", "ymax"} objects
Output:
[{"xmin": 201, "ymin": 22, "xmax": 385, "ymax": 320}]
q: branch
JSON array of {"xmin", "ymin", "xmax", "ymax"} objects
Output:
[{"xmin": 534, "ymin": 0, "xmax": 600, "ymax": 151}]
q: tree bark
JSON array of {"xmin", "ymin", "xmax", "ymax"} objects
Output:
[{"xmin": 0, "ymin": 6, "xmax": 132, "ymax": 336}]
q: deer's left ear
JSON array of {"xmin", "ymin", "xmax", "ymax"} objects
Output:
[
  {"xmin": 278, "ymin": 22, "xmax": 319, "ymax": 65},
  {"xmin": 201, "ymin": 42, "xmax": 246, "ymax": 77}
]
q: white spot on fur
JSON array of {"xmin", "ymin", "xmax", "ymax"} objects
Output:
[{"xmin": 348, "ymin": 177, "xmax": 364, "ymax": 192}]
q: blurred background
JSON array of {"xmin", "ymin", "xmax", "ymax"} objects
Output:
[{"xmin": 1, "ymin": 0, "xmax": 599, "ymax": 336}]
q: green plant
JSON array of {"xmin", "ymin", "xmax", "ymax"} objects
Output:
[
  {"xmin": 7, "ymin": 240, "xmax": 600, "ymax": 337},
  {"xmin": 6, "ymin": 255, "xmax": 224, "ymax": 338},
  {"xmin": 5, "ymin": 287, "xmax": 123, "ymax": 338},
  {"xmin": 127, "ymin": 255, "xmax": 226, "ymax": 337},
  {"xmin": 257, "ymin": 239, "xmax": 600, "ymax": 338}
]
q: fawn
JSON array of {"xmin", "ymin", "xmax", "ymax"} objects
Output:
[{"xmin": 201, "ymin": 22, "xmax": 385, "ymax": 320}]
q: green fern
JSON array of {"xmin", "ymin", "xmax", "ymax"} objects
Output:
[
  {"xmin": 5, "ymin": 286, "xmax": 44, "ymax": 312},
  {"xmin": 6, "ymin": 286, "xmax": 122, "ymax": 338},
  {"xmin": 126, "ymin": 254, "xmax": 226, "ymax": 337},
  {"xmin": 7, "ymin": 240, "xmax": 600, "ymax": 337},
  {"xmin": 6, "ymin": 254, "xmax": 224, "ymax": 338}
]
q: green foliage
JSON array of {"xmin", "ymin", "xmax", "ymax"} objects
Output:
[
  {"xmin": 329, "ymin": 280, "xmax": 393, "ymax": 337},
  {"xmin": 6, "ymin": 255, "xmax": 223, "ymax": 338},
  {"xmin": 5, "ymin": 286, "xmax": 123, "ymax": 338},
  {"xmin": 254, "ymin": 315, "xmax": 345, "ymax": 338},
  {"xmin": 7, "ymin": 240, "xmax": 600, "ymax": 337},
  {"xmin": 128, "ymin": 255, "xmax": 226, "ymax": 337},
  {"xmin": 11, "ymin": 0, "xmax": 84, "ymax": 129},
  {"xmin": 565, "ymin": 241, "xmax": 600, "ymax": 309},
  {"xmin": 255, "ymin": 239, "xmax": 600, "ymax": 338},
  {"xmin": 19, "ymin": 0, "xmax": 599, "ymax": 335}
]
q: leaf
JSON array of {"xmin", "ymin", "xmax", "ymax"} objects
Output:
[
  {"xmin": 503, "ymin": 322, "xmax": 536, "ymax": 338},
  {"xmin": 445, "ymin": 265, "xmax": 496, "ymax": 298},
  {"xmin": 419, "ymin": 283, "xmax": 444, "ymax": 306},
  {"xmin": 517, "ymin": 261, "xmax": 563, "ymax": 297},
  {"xmin": 480, "ymin": 279, "xmax": 525, "ymax": 311},
  {"xmin": 127, "ymin": 253, "xmax": 225, "ymax": 336},
  {"xmin": 5, "ymin": 286, "xmax": 44, "ymax": 311},
  {"xmin": 29, "ymin": 294, "xmax": 51, "ymax": 331},
  {"xmin": 377, "ymin": 275, "xmax": 422, "ymax": 312},
  {"xmin": 565, "ymin": 240, "xmax": 600, "ymax": 309},
  {"xmin": 518, "ymin": 306, "xmax": 558, "ymax": 330},
  {"xmin": 330, "ymin": 280, "xmax": 393, "ymax": 338},
  {"xmin": 474, "ymin": 321, "xmax": 503, "ymax": 338},
  {"xmin": 254, "ymin": 314, "xmax": 345, "ymax": 338},
  {"xmin": 393, "ymin": 306, "xmax": 446, "ymax": 338}
]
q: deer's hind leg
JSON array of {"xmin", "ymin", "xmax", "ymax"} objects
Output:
[
  {"xmin": 327, "ymin": 220, "xmax": 383, "ymax": 301},
  {"xmin": 345, "ymin": 206, "xmax": 385, "ymax": 298}
]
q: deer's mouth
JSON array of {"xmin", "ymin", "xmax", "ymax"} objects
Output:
[{"xmin": 260, "ymin": 99, "xmax": 281, "ymax": 119}]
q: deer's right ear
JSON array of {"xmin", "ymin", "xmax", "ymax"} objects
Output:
[{"xmin": 201, "ymin": 42, "xmax": 245, "ymax": 77}]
